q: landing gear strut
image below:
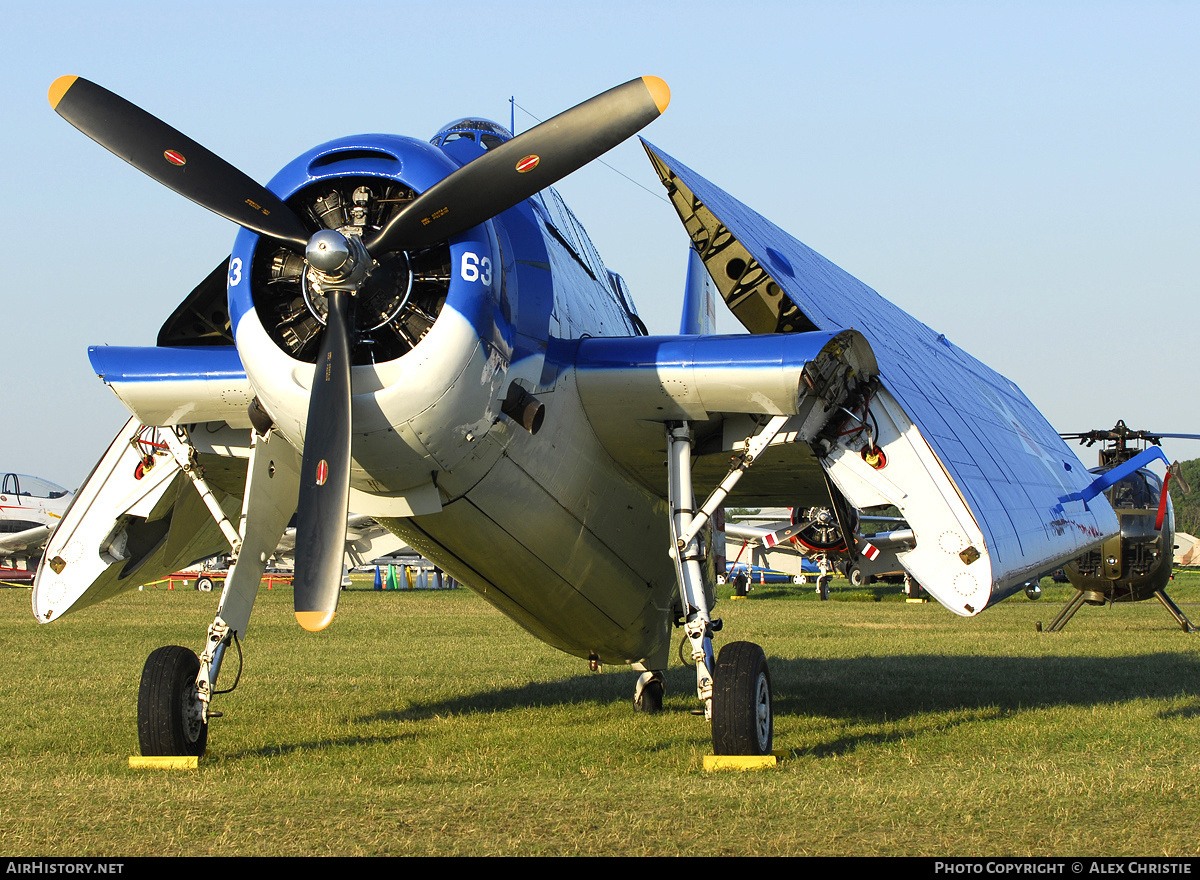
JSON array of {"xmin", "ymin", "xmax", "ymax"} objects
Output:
[
  {"xmin": 137, "ymin": 426, "xmax": 301, "ymax": 756},
  {"xmin": 1042, "ymin": 587, "xmax": 1196, "ymax": 633},
  {"xmin": 664, "ymin": 421, "xmax": 775, "ymax": 755}
]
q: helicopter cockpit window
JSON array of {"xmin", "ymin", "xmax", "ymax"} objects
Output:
[{"xmin": 1108, "ymin": 471, "xmax": 1160, "ymax": 510}]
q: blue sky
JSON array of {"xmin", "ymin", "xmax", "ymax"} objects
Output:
[{"xmin": 5, "ymin": 0, "xmax": 1199, "ymax": 486}]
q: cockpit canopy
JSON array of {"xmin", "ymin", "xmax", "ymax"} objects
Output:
[
  {"xmin": 1, "ymin": 474, "xmax": 70, "ymax": 499},
  {"xmin": 431, "ymin": 118, "xmax": 513, "ymax": 152}
]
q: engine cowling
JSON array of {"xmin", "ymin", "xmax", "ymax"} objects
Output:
[{"xmin": 227, "ymin": 133, "xmax": 511, "ymax": 490}]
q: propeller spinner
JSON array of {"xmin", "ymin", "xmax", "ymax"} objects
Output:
[{"xmin": 50, "ymin": 74, "xmax": 670, "ymax": 630}]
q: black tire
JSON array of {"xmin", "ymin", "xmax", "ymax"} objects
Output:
[
  {"xmin": 711, "ymin": 641, "xmax": 773, "ymax": 755},
  {"xmin": 733, "ymin": 574, "xmax": 748, "ymax": 597},
  {"xmin": 847, "ymin": 566, "xmax": 865, "ymax": 587},
  {"xmin": 818, "ymin": 576, "xmax": 831, "ymax": 601},
  {"xmin": 138, "ymin": 646, "xmax": 208, "ymax": 757},
  {"xmin": 196, "ymin": 576, "xmax": 214, "ymax": 593},
  {"xmin": 634, "ymin": 676, "xmax": 665, "ymax": 713}
]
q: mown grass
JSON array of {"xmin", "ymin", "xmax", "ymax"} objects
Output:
[{"xmin": 2, "ymin": 573, "xmax": 1200, "ymax": 856}]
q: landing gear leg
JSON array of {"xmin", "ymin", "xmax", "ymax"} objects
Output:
[
  {"xmin": 666, "ymin": 424, "xmax": 716, "ymax": 718},
  {"xmin": 137, "ymin": 427, "xmax": 300, "ymax": 755},
  {"xmin": 665, "ymin": 422, "xmax": 774, "ymax": 755},
  {"xmin": 1041, "ymin": 590, "xmax": 1090, "ymax": 633},
  {"xmin": 1154, "ymin": 589, "xmax": 1197, "ymax": 633}
]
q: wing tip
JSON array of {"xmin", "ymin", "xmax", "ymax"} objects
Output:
[{"xmin": 48, "ymin": 75, "xmax": 78, "ymax": 110}]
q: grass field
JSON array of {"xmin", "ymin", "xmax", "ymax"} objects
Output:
[{"xmin": 2, "ymin": 574, "xmax": 1199, "ymax": 856}]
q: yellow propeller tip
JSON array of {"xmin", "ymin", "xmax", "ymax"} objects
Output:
[
  {"xmin": 642, "ymin": 76, "xmax": 671, "ymax": 114},
  {"xmin": 48, "ymin": 75, "xmax": 78, "ymax": 110},
  {"xmin": 295, "ymin": 610, "xmax": 336, "ymax": 632}
]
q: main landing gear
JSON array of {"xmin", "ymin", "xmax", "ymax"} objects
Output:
[
  {"xmin": 1041, "ymin": 587, "xmax": 1197, "ymax": 633},
  {"xmin": 662, "ymin": 420, "xmax": 778, "ymax": 756},
  {"xmin": 136, "ymin": 426, "xmax": 301, "ymax": 756}
]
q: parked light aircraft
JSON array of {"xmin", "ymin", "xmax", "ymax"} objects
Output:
[
  {"xmin": 36, "ymin": 75, "xmax": 1126, "ymax": 758},
  {"xmin": 0, "ymin": 473, "xmax": 73, "ymax": 572},
  {"xmin": 724, "ymin": 504, "xmax": 916, "ymax": 599}
]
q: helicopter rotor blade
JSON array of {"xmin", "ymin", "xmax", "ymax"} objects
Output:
[{"xmin": 1142, "ymin": 433, "xmax": 1200, "ymax": 441}]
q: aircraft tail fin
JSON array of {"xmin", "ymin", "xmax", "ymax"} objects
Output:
[{"xmin": 679, "ymin": 246, "xmax": 717, "ymax": 335}]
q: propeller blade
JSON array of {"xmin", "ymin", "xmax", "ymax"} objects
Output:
[
  {"xmin": 292, "ymin": 290, "xmax": 354, "ymax": 632},
  {"xmin": 368, "ymin": 76, "xmax": 670, "ymax": 254},
  {"xmin": 49, "ymin": 76, "xmax": 311, "ymax": 247}
]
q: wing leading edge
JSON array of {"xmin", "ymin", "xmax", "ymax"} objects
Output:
[{"xmin": 622, "ymin": 142, "xmax": 1117, "ymax": 612}]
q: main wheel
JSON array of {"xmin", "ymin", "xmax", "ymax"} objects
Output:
[
  {"xmin": 711, "ymin": 641, "xmax": 773, "ymax": 755},
  {"xmin": 138, "ymin": 645, "xmax": 208, "ymax": 756},
  {"xmin": 847, "ymin": 566, "xmax": 866, "ymax": 587}
]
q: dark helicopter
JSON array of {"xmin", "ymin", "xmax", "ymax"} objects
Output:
[{"xmin": 1041, "ymin": 421, "xmax": 1199, "ymax": 632}]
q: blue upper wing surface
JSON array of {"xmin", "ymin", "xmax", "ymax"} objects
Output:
[{"xmin": 642, "ymin": 141, "xmax": 1116, "ymax": 579}]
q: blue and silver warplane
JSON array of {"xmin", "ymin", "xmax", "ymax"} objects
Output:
[{"xmin": 35, "ymin": 75, "xmax": 1125, "ymax": 757}]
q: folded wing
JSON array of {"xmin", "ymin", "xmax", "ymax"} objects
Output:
[{"xmin": 573, "ymin": 142, "xmax": 1119, "ymax": 614}]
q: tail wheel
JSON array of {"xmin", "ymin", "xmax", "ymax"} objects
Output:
[
  {"xmin": 138, "ymin": 646, "xmax": 208, "ymax": 756},
  {"xmin": 711, "ymin": 641, "xmax": 773, "ymax": 756},
  {"xmin": 634, "ymin": 674, "xmax": 665, "ymax": 714}
]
